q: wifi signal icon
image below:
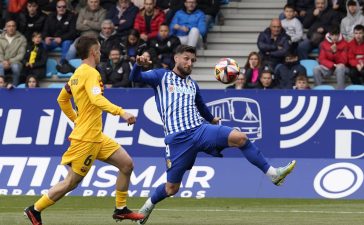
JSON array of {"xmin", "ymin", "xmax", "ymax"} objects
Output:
[{"xmin": 280, "ymin": 96, "xmax": 331, "ymax": 148}]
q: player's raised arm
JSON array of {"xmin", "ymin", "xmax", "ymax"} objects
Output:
[
  {"xmin": 129, "ymin": 55, "xmax": 161, "ymax": 87},
  {"xmin": 57, "ymin": 83, "xmax": 77, "ymax": 122}
]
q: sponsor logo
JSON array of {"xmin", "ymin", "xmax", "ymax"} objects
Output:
[
  {"xmin": 207, "ymin": 97, "xmax": 262, "ymax": 141},
  {"xmin": 280, "ymin": 96, "xmax": 330, "ymax": 148},
  {"xmin": 314, "ymin": 163, "xmax": 363, "ymax": 199}
]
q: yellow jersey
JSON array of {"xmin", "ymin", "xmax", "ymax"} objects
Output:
[{"xmin": 57, "ymin": 63, "xmax": 125, "ymax": 142}]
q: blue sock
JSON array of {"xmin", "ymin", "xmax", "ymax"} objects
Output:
[
  {"xmin": 151, "ymin": 183, "xmax": 168, "ymax": 204},
  {"xmin": 239, "ymin": 139, "xmax": 270, "ymax": 173}
]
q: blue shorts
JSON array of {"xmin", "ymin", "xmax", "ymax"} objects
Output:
[{"xmin": 164, "ymin": 124, "xmax": 234, "ymax": 183}]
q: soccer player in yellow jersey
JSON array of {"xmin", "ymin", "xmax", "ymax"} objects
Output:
[{"xmin": 24, "ymin": 36, "xmax": 144, "ymax": 225}]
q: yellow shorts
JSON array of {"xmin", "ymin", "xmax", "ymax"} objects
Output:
[{"xmin": 61, "ymin": 133, "xmax": 120, "ymax": 176}]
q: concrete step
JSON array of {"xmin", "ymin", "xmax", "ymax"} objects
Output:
[
  {"xmin": 221, "ymin": 8, "xmax": 281, "ymax": 16},
  {"xmin": 207, "ymin": 42, "xmax": 257, "ymax": 50},
  {"xmin": 223, "ymin": 2, "xmax": 284, "ymax": 9},
  {"xmin": 210, "ymin": 25, "xmax": 263, "ymax": 33},
  {"xmin": 208, "ymin": 32, "xmax": 258, "ymax": 39},
  {"xmin": 223, "ymin": 19, "xmax": 270, "ymax": 27}
]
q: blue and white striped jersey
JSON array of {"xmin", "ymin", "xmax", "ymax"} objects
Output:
[{"xmin": 130, "ymin": 64, "xmax": 214, "ymax": 136}]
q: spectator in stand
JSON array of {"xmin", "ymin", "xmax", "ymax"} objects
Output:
[
  {"xmin": 348, "ymin": 24, "xmax": 364, "ymax": 84},
  {"xmin": 164, "ymin": 0, "xmax": 185, "ymax": 25},
  {"xmin": 329, "ymin": 0, "xmax": 347, "ymax": 20},
  {"xmin": 17, "ymin": 0, "xmax": 48, "ymax": 43},
  {"xmin": 148, "ymin": 23, "xmax": 181, "ymax": 69},
  {"xmin": 297, "ymin": 0, "xmax": 340, "ymax": 59},
  {"xmin": 120, "ymin": 29, "xmax": 147, "ymax": 65},
  {"xmin": 287, "ymin": 0, "xmax": 315, "ymax": 22},
  {"xmin": 22, "ymin": 32, "xmax": 47, "ymax": 80},
  {"xmin": 38, "ymin": 0, "xmax": 57, "ymax": 14},
  {"xmin": 281, "ymin": 4, "xmax": 304, "ymax": 53},
  {"xmin": 98, "ymin": 19, "xmax": 123, "ymax": 63},
  {"xmin": 107, "ymin": 0, "xmax": 139, "ymax": 38},
  {"xmin": 25, "ymin": 74, "xmax": 40, "ymax": 88},
  {"xmin": 226, "ymin": 71, "xmax": 247, "ymax": 89},
  {"xmin": 0, "ymin": 20, "xmax": 27, "ymax": 86},
  {"xmin": 133, "ymin": 0, "xmax": 166, "ymax": 42},
  {"xmin": 0, "ymin": 75, "xmax": 14, "ymax": 89},
  {"xmin": 275, "ymin": 52, "xmax": 307, "ymax": 89},
  {"xmin": 244, "ymin": 51, "xmax": 262, "ymax": 89},
  {"xmin": 7, "ymin": 0, "xmax": 27, "ymax": 21},
  {"xmin": 197, "ymin": 0, "xmax": 220, "ymax": 28},
  {"xmin": 256, "ymin": 69, "xmax": 277, "ymax": 89},
  {"xmin": 98, "ymin": 47, "xmax": 132, "ymax": 88},
  {"xmin": 293, "ymin": 74, "xmax": 311, "ymax": 89},
  {"xmin": 42, "ymin": 0, "xmax": 77, "ymax": 64},
  {"xmin": 340, "ymin": 0, "xmax": 364, "ymax": 42},
  {"xmin": 257, "ymin": 18, "xmax": 290, "ymax": 71},
  {"xmin": 313, "ymin": 26, "xmax": 348, "ymax": 89},
  {"xmin": 170, "ymin": 0, "xmax": 206, "ymax": 48},
  {"xmin": 65, "ymin": 0, "xmax": 106, "ymax": 61}
]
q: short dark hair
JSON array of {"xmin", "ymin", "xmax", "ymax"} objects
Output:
[
  {"xmin": 329, "ymin": 25, "xmax": 340, "ymax": 35},
  {"xmin": 284, "ymin": 4, "xmax": 295, "ymax": 10},
  {"xmin": 174, "ymin": 44, "xmax": 196, "ymax": 55},
  {"xmin": 354, "ymin": 24, "xmax": 364, "ymax": 32},
  {"xmin": 296, "ymin": 74, "xmax": 308, "ymax": 82},
  {"xmin": 76, "ymin": 36, "xmax": 99, "ymax": 60},
  {"xmin": 27, "ymin": 0, "xmax": 39, "ymax": 5},
  {"xmin": 347, "ymin": 0, "xmax": 357, "ymax": 6}
]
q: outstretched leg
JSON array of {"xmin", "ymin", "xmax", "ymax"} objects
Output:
[{"xmin": 228, "ymin": 130, "xmax": 296, "ymax": 185}]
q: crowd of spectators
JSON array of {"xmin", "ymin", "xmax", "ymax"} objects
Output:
[
  {"xmin": 0, "ymin": 0, "xmax": 223, "ymax": 88},
  {"xmin": 1, "ymin": 0, "xmax": 364, "ymax": 90}
]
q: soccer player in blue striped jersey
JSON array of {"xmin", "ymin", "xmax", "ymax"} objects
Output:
[{"xmin": 130, "ymin": 45, "xmax": 296, "ymax": 225}]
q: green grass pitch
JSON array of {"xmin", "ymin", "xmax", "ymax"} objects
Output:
[{"xmin": 1, "ymin": 196, "xmax": 364, "ymax": 225}]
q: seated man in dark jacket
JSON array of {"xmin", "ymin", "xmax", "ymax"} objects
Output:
[
  {"xmin": 275, "ymin": 52, "xmax": 307, "ymax": 89},
  {"xmin": 17, "ymin": 0, "xmax": 47, "ymax": 43},
  {"xmin": 42, "ymin": 0, "xmax": 77, "ymax": 63},
  {"xmin": 148, "ymin": 23, "xmax": 181, "ymax": 69},
  {"xmin": 98, "ymin": 19, "xmax": 122, "ymax": 63},
  {"xmin": 257, "ymin": 18, "xmax": 291, "ymax": 71},
  {"xmin": 98, "ymin": 48, "xmax": 131, "ymax": 88}
]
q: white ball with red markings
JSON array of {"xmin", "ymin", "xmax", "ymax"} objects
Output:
[{"xmin": 214, "ymin": 58, "xmax": 240, "ymax": 84}]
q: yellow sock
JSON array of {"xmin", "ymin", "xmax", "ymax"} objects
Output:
[
  {"xmin": 34, "ymin": 194, "xmax": 55, "ymax": 212},
  {"xmin": 115, "ymin": 190, "xmax": 127, "ymax": 209}
]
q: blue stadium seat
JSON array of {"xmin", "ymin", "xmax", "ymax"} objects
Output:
[
  {"xmin": 48, "ymin": 83, "xmax": 65, "ymax": 88},
  {"xmin": 313, "ymin": 85, "xmax": 335, "ymax": 90},
  {"xmin": 46, "ymin": 58, "xmax": 58, "ymax": 78},
  {"xmin": 17, "ymin": 83, "xmax": 26, "ymax": 88},
  {"xmin": 345, "ymin": 85, "xmax": 364, "ymax": 90},
  {"xmin": 300, "ymin": 59, "xmax": 319, "ymax": 77},
  {"xmin": 69, "ymin": 58, "xmax": 82, "ymax": 68}
]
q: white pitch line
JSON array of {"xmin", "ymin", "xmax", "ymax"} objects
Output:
[{"xmin": 153, "ymin": 209, "xmax": 364, "ymax": 214}]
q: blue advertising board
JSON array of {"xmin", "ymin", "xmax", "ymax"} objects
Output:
[{"xmin": 0, "ymin": 89, "xmax": 363, "ymax": 199}]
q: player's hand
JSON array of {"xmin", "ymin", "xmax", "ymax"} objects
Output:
[
  {"xmin": 136, "ymin": 55, "xmax": 152, "ymax": 67},
  {"xmin": 121, "ymin": 112, "xmax": 136, "ymax": 126},
  {"xmin": 211, "ymin": 117, "xmax": 221, "ymax": 125}
]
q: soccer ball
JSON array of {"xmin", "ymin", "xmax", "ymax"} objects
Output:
[{"xmin": 214, "ymin": 58, "xmax": 240, "ymax": 84}]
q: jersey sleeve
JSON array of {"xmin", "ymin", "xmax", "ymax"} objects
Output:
[
  {"xmin": 57, "ymin": 83, "xmax": 77, "ymax": 122},
  {"xmin": 85, "ymin": 71, "xmax": 125, "ymax": 116},
  {"xmin": 194, "ymin": 81, "xmax": 214, "ymax": 122},
  {"xmin": 129, "ymin": 63, "xmax": 162, "ymax": 87}
]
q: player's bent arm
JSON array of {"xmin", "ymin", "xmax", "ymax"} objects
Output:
[
  {"xmin": 57, "ymin": 86, "xmax": 77, "ymax": 122},
  {"xmin": 194, "ymin": 82, "xmax": 214, "ymax": 122}
]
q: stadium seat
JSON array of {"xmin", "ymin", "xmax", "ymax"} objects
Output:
[
  {"xmin": 300, "ymin": 59, "xmax": 318, "ymax": 77},
  {"xmin": 344, "ymin": 84, "xmax": 364, "ymax": 90},
  {"xmin": 17, "ymin": 83, "xmax": 26, "ymax": 88},
  {"xmin": 48, "ymin": 83, "xmax": 65, "ymax": 88},
  {"xmin": 313, "ymin": 85, "xmax": 335, "ymax": 90},
  {"xmin": 46, "ymin": 58, "xmax": 58, "ymax": 78}
]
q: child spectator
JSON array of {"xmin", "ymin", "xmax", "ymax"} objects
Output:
[
  {"xmin": 25, "ymin": 74, "xmax": 40, "ymax": 88},
  {"xmin": 281, "ymin": 4, "xmax": 304, "ymax": 53},
  {"xmin": 293, "ymin": 74, "xmax": 311, "ymax": 89},
  {"xmin": 22, "ymin": 32, "xmax": 47, "ymax": 80},
  {"xmin": 256, "ymin": 69, "xmax": 277, "ymax": 89},
  {"xmin": 120, "ymin": 29, "xmax": 147, "ymax": 65}
]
